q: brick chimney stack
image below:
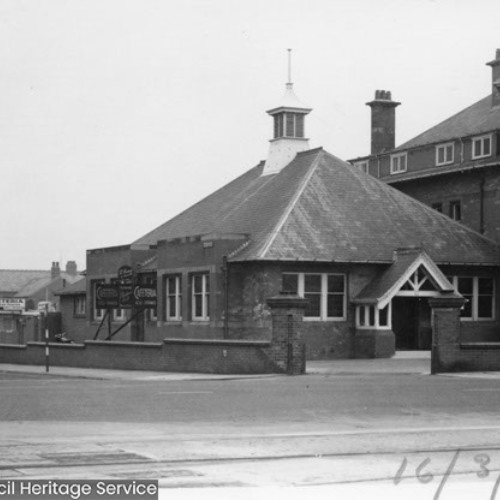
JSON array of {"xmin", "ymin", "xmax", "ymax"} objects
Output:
[
  {"xmin": 486, "ymin": 49, "xmax": 500, "ymax": 108},
  {"xmin": 366, "ymin": 90, "xmax": 401, "ymax": 155},
  {"xmin": 65, "ymin": 261, "xmax": 77, "ymax": 276},
  {"xmin": 51, "ymin": 262, "xmax": 61, "ymax": 279}
]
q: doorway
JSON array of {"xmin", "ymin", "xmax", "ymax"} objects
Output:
[{"xmin": 392, "ymin": 297, "xmax": 432, "ymax": 350}]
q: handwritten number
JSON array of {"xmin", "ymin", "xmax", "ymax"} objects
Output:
[
  {"xmin": 474, "ymin": 453, "xmax": 490, "ymax": 479},
  {"xmin": 416, "ymin": 458, "xmax": 434, "ymax": 484},
  {"xmin": 394, "ymin": 457, "xmax": 408, "ymax": 485}
]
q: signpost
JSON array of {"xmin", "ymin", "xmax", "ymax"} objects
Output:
[{"xmin": 93, "ymin": 266, "xmax": 158, "ymax": 341}]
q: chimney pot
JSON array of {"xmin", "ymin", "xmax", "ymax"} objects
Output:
[{"xmin": 487, "ymin": 48, "xmax": 500, "ymax": 108}]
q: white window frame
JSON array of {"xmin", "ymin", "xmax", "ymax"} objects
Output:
[
  {"xmin": 282, "ymin": 273, "xmax": 346, "ymax": 321},
  {"xmin": 472, "ymin": 134, "xmax": 492, "ymax": 160},
  {"xmin": 354, "ymin": 160, "xmax": 369, "ymax": 173},
  {"xmin": 356, "ymin": 302, "xmax": 392, "ymax": 330},
  {"xmin": 165, "ymin": 275, "xmax": 182, "ymax": 322},
  {"xmin": 113, "ymin": 307, "xmax": 126, "ymax": 322},
  {"xmin": 191, "ymin": 273, "xmax": 210, "ymax": 321},
  {"xmin": 390, "ymin": 153, "xmax": 407, "ymax": 174},
  {"xmin": 435, "ymin": 142, "xmax": 454, "ymax": 166},
  {"xmin": 74, "ymin": 295, "xmax": 86, "ymax": 317},
  {"xmin": 448, "ymin": 276, "xmax": 495, "ymax": 321},
  {"xmin": 449, "ymin": 200, "xmax": 461, "ymax": 221}
]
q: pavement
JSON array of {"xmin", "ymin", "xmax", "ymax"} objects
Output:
[{"xmin": 0, "ymin": 351, "xmax": 499, "ymax": 380}]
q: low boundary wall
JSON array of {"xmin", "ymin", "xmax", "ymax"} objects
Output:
[
  {"xmin": 0, "ymin": 295, "xmax": 308, "ymax": 375},
  {"xmin": 0, "ymin": 339, "xmax": 277, "ymax": 374}
]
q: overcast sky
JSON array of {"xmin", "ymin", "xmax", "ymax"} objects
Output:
[{"xmin": 1, "ymin": 0, "xmax": 499, "ymax": 271}]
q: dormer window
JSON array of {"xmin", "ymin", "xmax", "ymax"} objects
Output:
[
  {"xmin": 436, "ymin": 142, "xmax": 454, "ymax": 166},
  {"xmin": 274, "ymin": 112, "xmax": 305, "ymax": 139},
  {"xmin": 472, "ymin": 134, "xmax": 492, "ymax": 159},
  {"xmin": 390, "ymin": 153, "xmax": 407, "ymax": 174}
]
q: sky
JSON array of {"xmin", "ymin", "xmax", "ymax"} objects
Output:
[{"xmin": 1, "ymin": 0, "xmax": 499, "ymax": 271}]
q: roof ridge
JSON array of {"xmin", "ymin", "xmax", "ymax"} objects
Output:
[{"xmin": 257, "ymin": 149, "xmax": 324, "ymax": 258}]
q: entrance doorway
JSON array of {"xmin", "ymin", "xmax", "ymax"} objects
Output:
[{"xmin": 392, "ymin": 297, "xmax": 432, "ymax": 350}]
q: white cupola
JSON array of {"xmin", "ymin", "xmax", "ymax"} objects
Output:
[{"xmin": 262, "ymin": 50, "xmax": 312, "ymax": 176}]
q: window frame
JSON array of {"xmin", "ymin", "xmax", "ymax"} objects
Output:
[
  {"xmin": 281, "ymin": 272, "xmax": 347, "ymax": 321},
  {"xmin": 73, "ymin": 295, "xmax": 86, "ymax": 318},
  {"xmin": 431, "ymin": 202, "xmax": 443, "ymax": 213},
  {"xmin": 390, "ymin": 152, "xmax": 407, "ymax": 174},
  {"xmin": 448, "ymin": 276, "xmax": 495, "ymax": 321},
  {"xmin": 435, "ymin": 142, "xmax": 454, "ymax": 166},
  {"xmin": 449, "ymin": 200, "xmax": 461, "ymax": 221},
  {"xmin": 472, "ymin": 134, "xmax": 492, "ymax": 160},
  {"xmin": 356, "ymin": 302, "xmax": 392, "ymax": 330},
  {"xmin": 191, "ymin": 273, "xmax": 210, "ymax": 322},
  {"xmin": 165, "ymin": 275, "xmax": 182, "ymax": 322}
]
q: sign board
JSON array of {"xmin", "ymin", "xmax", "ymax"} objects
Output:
[
  {"xmin": 118, "ymin": 265, "xmax": 134, "ymax": 283},
  {"xmin": 119, "ymin": 283, "xmax": 134, "ymax": 309},
  {"xmin": 96, "ymin": 284, "xmax": 120, "ymax": 309},
  {"xmin": 0, "ymin": 298, "xmax": 26, "ymax": 312},
  {"xmin": 133, "ymin": 285, "xmax": 157, "ymax": 308}
]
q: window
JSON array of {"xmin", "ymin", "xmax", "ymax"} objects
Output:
[
  {"xmin": 448, "ymin": 276, "xmax": 495, "ymax": 320},
  {"xmin": 436, "ymin": 143, "xmax": 454, "ymax": 166},
  {"xmin": 390, "ymin": 153, "xmax": 407, "ymax": 174},
  {"xmin": 431, "ymin": 202, "xmax": 443, "ymax": 213},
  {"xmin": 273, "ymin": 114, "xmax": 284, "ymax": 138},
  {"xmin": 449, "ymin": 200, "xmax": 461, "ymax": 221},
  {"xmin": 165, "ymin": 275, "xmax": 182, "ymax": 321},
  {"xmin": 92, "ymin": 280, "xmax": 104, "ymax": 321},
  {"xmin": 354, "ymin": 161, "xmax": 369, "ymax": 173},
  {"xmin": 282, "ymin": 273, "xmax": 346, "ymax": 320},
  {"xmin": 356, "ymin": 303, "xmax": 392, "ymax": 329},
  {"xmin": 472, "ymin": 134, "xmax": 492, "ymax": 160},
  {"xmin": 191, "ymin": 273, "xmax": 209, "ymax": 321},
  {"xmin": 74, "ymin": 295, "xmax": 86, "ymax": 317}
]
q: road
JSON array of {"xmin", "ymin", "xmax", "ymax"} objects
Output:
[{"xmin": 1, "ymin": 368, "xmax": 500, "ymax": 497}]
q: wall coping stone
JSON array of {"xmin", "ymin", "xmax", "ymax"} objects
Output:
[
  {"xmin": 0, "ymin": 343, "xmax": 27, "ymax": 350},
  {"xmin": 85, "ymin": 340, "xmax": 163, "ymax": 348},
  {"xmin": 27, "ymin": 342, "xmax": 86, "ymax": 349},
  {"xmin": 428, "ymin": 295, "xmax": 466, "ymax": 309},
  {"xmin": 461, "ymin": 342, "xmax": 500, "ymax": 350},
  {"xmin": 267, "ymin": 295, "xmax": 309, "ymax": 309},
  {"xmin": 163, "ymin": 338, "xmax": 271, "ymax": 347}
]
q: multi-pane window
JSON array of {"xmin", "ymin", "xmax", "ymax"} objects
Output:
[
  {"xmin": 436, "ymin": 143, "xmax": 454, "ymax": 166},
  {"xmin": 282, "ymin": 273, "xmax": 346, "ymax": 320},
  {"xmin": 431, "ymin": 202, "xmax": 443, "ymax": 213},
  {"xmin": 448, "ymin": 276, "xmax": 495, "ymax": 320},
  {"xmin": 356, "ymin": 303, "xmax": 391, "ymax": 329},
  {"xmin": 390, "ymin": 153, "xmax": 407, "ymax": 174},
  {"xmin": 165, "ymin": 275, "xmax": 182, "ymax": 321},
  {"xmin": 472, "ymin": 134, "xmax": 492, "ymax": 160},
  {"xmin": 74, "ymin": 296, "xmax": 86, "ymax": 317},
  {"xmin": 274, "ymin": 112, "xmax": 304, "ymax": 139},
  {"xmin": 449, "ymin": 200, "xmax": 461, "ymax": 221},
  {"xmin": 192, "ymin": 273, "xmax": 210, "ymax": 321}
]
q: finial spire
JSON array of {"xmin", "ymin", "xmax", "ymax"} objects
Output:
[{"xmin": 287, "ymin": 48, "xmax": 292, "ymax": 86}]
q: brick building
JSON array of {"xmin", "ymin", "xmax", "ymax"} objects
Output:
[
  {"xmin": 0, "ymin": 261, "xmax": 82, "ymax": 343},
  {"xmin": 350, "ymin": 49, "xmax": 500, "ymax": 245},
  {"xmin": 77, "ymin": 72, "xmax": 500, "ymax": 360}
]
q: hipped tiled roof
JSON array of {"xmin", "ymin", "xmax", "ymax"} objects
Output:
[
  {"xmin": 396, "ymin": 95, "xmax": 500, "ymax": 151},
  {"xmin": 134, "ymin": 148, "xmax": 500, "ymax": 266}
]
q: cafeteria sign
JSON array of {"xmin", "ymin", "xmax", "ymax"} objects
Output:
[{"xmin": 0, "ymin": 298, "xmax": 26, "ymax": 312}]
